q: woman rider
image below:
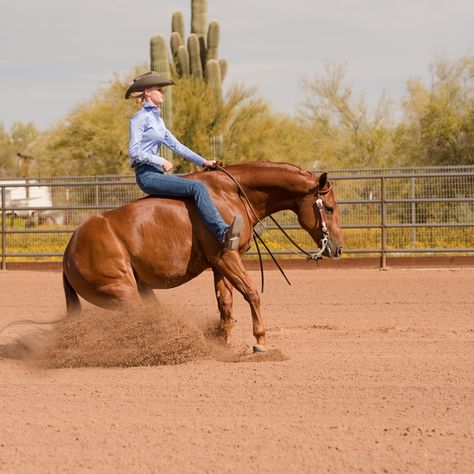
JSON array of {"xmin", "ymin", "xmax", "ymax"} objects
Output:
[{"xmin": 125, "ymin": 71, "xmax": 243, "ymax": 250}]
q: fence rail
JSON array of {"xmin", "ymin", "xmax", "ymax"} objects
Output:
[{"xmin": 1, "ymin": 167, "xmax": 473, "ymax": 269}]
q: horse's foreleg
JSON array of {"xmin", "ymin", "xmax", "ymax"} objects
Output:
[
  {"xmin": 212, "ymin": 270, "xmax": 234, "ymax": 344},
  {"xmin": 213, "ymin": 252, "xmax": 266, "ymax": 351}
]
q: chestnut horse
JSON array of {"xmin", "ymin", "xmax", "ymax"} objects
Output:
[{"xmin": 63, "ymin": 162, "xmax": 342, "ymax": 351}]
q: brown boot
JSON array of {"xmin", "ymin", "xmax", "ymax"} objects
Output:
[{"xmin": 223, "ymin": 215, "xmax": 243, "ymax": 250}]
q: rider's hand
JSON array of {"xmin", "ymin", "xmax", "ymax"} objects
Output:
[
  {"xmin": 202, "ymin": 160, "xmax": 217, "ymax": 169},
  {"xmin": 162, "ymin": 159, "xmax": 173, "ymax": 172}
]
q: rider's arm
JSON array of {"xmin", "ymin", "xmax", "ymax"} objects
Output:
[
  {"xmin": 128, "ymin": 113, "xmax": 166, "ymax": 167},
  {"xmin": 162, "ymin": 125, "xmax": 206, "ymax": 167}
]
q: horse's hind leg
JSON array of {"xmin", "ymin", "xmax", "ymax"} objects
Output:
[
  {"xmin": 213, "ymin": 251, "xmax": 266, "ymax": 351},
  {"xmin": 63, "ymin": 272, "xmax": 81, "ymax": 316},
  {"xmin": 138, "ymin": 283, "xmax": 158, "ymax": 305},
  {"xmin": 94, "ymin": 281, "xmax": 143, "ymax": 309},
  {"xmin": 133, "ymin": 271, "xmax": 158, "ymax": 305},
  {"xmin": 212, "ymin": 269, "xmax": 234, "ymax": 344}
]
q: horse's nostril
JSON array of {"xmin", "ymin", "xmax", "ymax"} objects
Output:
[{"xmin": 337, "ymin": 247, "xmax": 343, "ymax": 257}]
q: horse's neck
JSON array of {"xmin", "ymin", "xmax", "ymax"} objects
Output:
[{"xmin": 231, "ymin": 165, "xmax": 314, "ymax": 220}]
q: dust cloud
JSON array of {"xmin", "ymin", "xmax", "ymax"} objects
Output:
[{"xmin": 0, "ymin": 304, "xmax": 288, "ymax": 368}]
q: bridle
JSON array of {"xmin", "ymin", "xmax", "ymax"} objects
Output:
[
  {"xmin": 263, "ymin": 182, "xmax": 333, "ymax": 261},
  {"xmin": 214, "ymin": 164, "xmax": 334, "ymax": 290},
  {"xmin": 312, "ymin": 183, "xmax": 333, "ymax": 259}
]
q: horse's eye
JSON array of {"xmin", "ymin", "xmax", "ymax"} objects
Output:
[{"xmin": 325, "ymin": 205, "xmax": 334, "ymax": 214}]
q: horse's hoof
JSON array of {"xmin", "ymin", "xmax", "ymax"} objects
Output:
[{"xmin": 253, "ymin": 344, "xmax": 267, "ymax": 353}]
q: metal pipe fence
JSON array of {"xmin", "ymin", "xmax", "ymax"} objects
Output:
[{"xmin": 1, "ymin": 167, "xmax": 473, "ymax": 269}]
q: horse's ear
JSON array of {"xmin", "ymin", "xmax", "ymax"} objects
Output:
[{"xmin": 318, "ymin": 172, "xmax": 328, "ymax": 190}]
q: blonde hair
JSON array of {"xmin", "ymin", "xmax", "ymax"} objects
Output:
[
  {"xmin": 135, "ymin": 88, "xmax": 161, "ymax": 106},
  {"xmin": 136, "ymin": 92, "xmax": 146, "ymax": 106}
]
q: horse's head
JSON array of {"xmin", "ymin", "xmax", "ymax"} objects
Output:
[{"xmin": 297, "ymin": 172, "xmax": 343, "ymax": 258}]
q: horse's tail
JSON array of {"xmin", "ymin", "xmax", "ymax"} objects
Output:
[{"xmin": 63, "ymin": 271, "xmax": 81, "ymax": 315}]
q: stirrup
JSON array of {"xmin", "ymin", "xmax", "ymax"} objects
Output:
[{"xmin": 224, "ymin": 215, "xmax": 243, "ymax": 250}]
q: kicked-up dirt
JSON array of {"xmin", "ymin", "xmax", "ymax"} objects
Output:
[{"xmin": 0, "ymin": 267, "xmax": 473, "ymax": 473}]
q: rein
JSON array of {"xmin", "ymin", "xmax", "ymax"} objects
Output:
[{"xmin": 215, "ymin": 164, "xmax": 332, "ymax": 292}]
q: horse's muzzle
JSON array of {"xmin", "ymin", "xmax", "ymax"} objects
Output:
[{"xmin": 325, "ymin": 238, "xmax": 342, "ymax": 258}]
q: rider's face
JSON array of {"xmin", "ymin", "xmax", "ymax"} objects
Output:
[{"xmin": 144, "ymin": 87, "xmax": 164, "ymax": 106}]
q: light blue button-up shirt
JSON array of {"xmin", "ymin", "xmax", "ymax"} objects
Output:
[{"xmin": 128, "ymin": 102, "xmax": 206, "ymax": 169}]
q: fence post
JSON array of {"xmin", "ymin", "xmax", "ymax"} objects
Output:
[
  {"xmin": 411, "ymin": 176, "xmax": 417, "ymax": 248},
  {"xmin": 1, "ymin": 186, "xmax": 6, "ymax": 270},
  {"xmin": 95, "ymin": 177, "xmax": 100, "ymax": 215},
  {"xmin": 380, "ymin": 177, "xmax": 387, "ymax": 269}
]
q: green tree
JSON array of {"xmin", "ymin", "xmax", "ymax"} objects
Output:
[
  {"xmin": 222, "ymin": 86, "xmax": 313, "ymax": 167},
  {"xmin": 33, "ymin": 72, "xmax": 139, "ymax": 176},
  {"xmin": 0, "ymin": 123, "xmax": 15, "ymax": 176},
  {"xmin": 299, "ymin": 63, "xmax": 397, "ymax": 169},
  {"xmin": 395, "ymin": 56, "xmax": 474, "ymax": 166},
  {"xmin": 0, "ymin": 121, "xmax": 39, "ymax": 177},
  {"xmin": 171, "ymin": 79, "xmax": 312, "ymax": 172},
  {"xmin": 34, "ymin": 69, "xmax": 311, "ymax": 176}
]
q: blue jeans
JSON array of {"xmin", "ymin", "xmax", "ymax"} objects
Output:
[{"xmin": 135, "ymin": 164, "xmax": 229, "ymax": 242}]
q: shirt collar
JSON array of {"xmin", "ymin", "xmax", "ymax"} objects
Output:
[{"xmin": 143, "ymin": 101, "xmax": 161, "ymax": 116}]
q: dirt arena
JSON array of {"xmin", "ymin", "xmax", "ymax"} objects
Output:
[{"xmin": 0, "ymin": 267, "xmax": 473, "ymax": 473}]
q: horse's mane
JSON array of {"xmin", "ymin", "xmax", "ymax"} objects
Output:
[{"xmin": 207, "ymin": 161, "xmax": 314, "ymax": 178}]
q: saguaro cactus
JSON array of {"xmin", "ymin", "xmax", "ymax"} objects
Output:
[
  {"xmin": 206, "ymin": 21, "xmax": 219, "ymax": 61},
  {"xmin": 149, "ymin": 0, "xmax": 228, "ymax": 158},
  {"xmin": 191, "ymin": 0, "xmax": 208, "ymax": 38},
  {"xmin": 150, "ymin": 35, "xmax": 173, "ymax": 162},
  {"xmin": 187, "ymin": 34, "xmax": 203, "ymax": 80},
  {"xmin": 172, "ymin": 11, "xmax": 185, "ymax": 41},
  {"xmin": 206, "ymin": 59, "xmax": 224, "ymax": 158},
  {"xmin": 205, "ymin": 59, "xmax": 221, "ymax": 92},
  {"xmin": 168, "ymin": 1, "xmax": 227, "ymax": 92}
]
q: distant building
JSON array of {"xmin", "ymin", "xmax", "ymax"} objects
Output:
[{"xmin": 0, "ymin": 180, "xmax": 53, "ymax": 219}]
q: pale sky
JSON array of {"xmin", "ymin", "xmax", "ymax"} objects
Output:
[{"xmin": 0, "ymin": 0, "xmax": 472, "ymax": 130}]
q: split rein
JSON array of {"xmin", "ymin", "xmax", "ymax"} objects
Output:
[{"xmin": 214, "ymin": 164, "xmax": 332, "ymax": 292}]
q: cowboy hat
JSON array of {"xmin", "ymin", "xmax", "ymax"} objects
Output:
[{"xmin": 125, "ymin": 71, "xmax": 175, "ymax": 99}]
